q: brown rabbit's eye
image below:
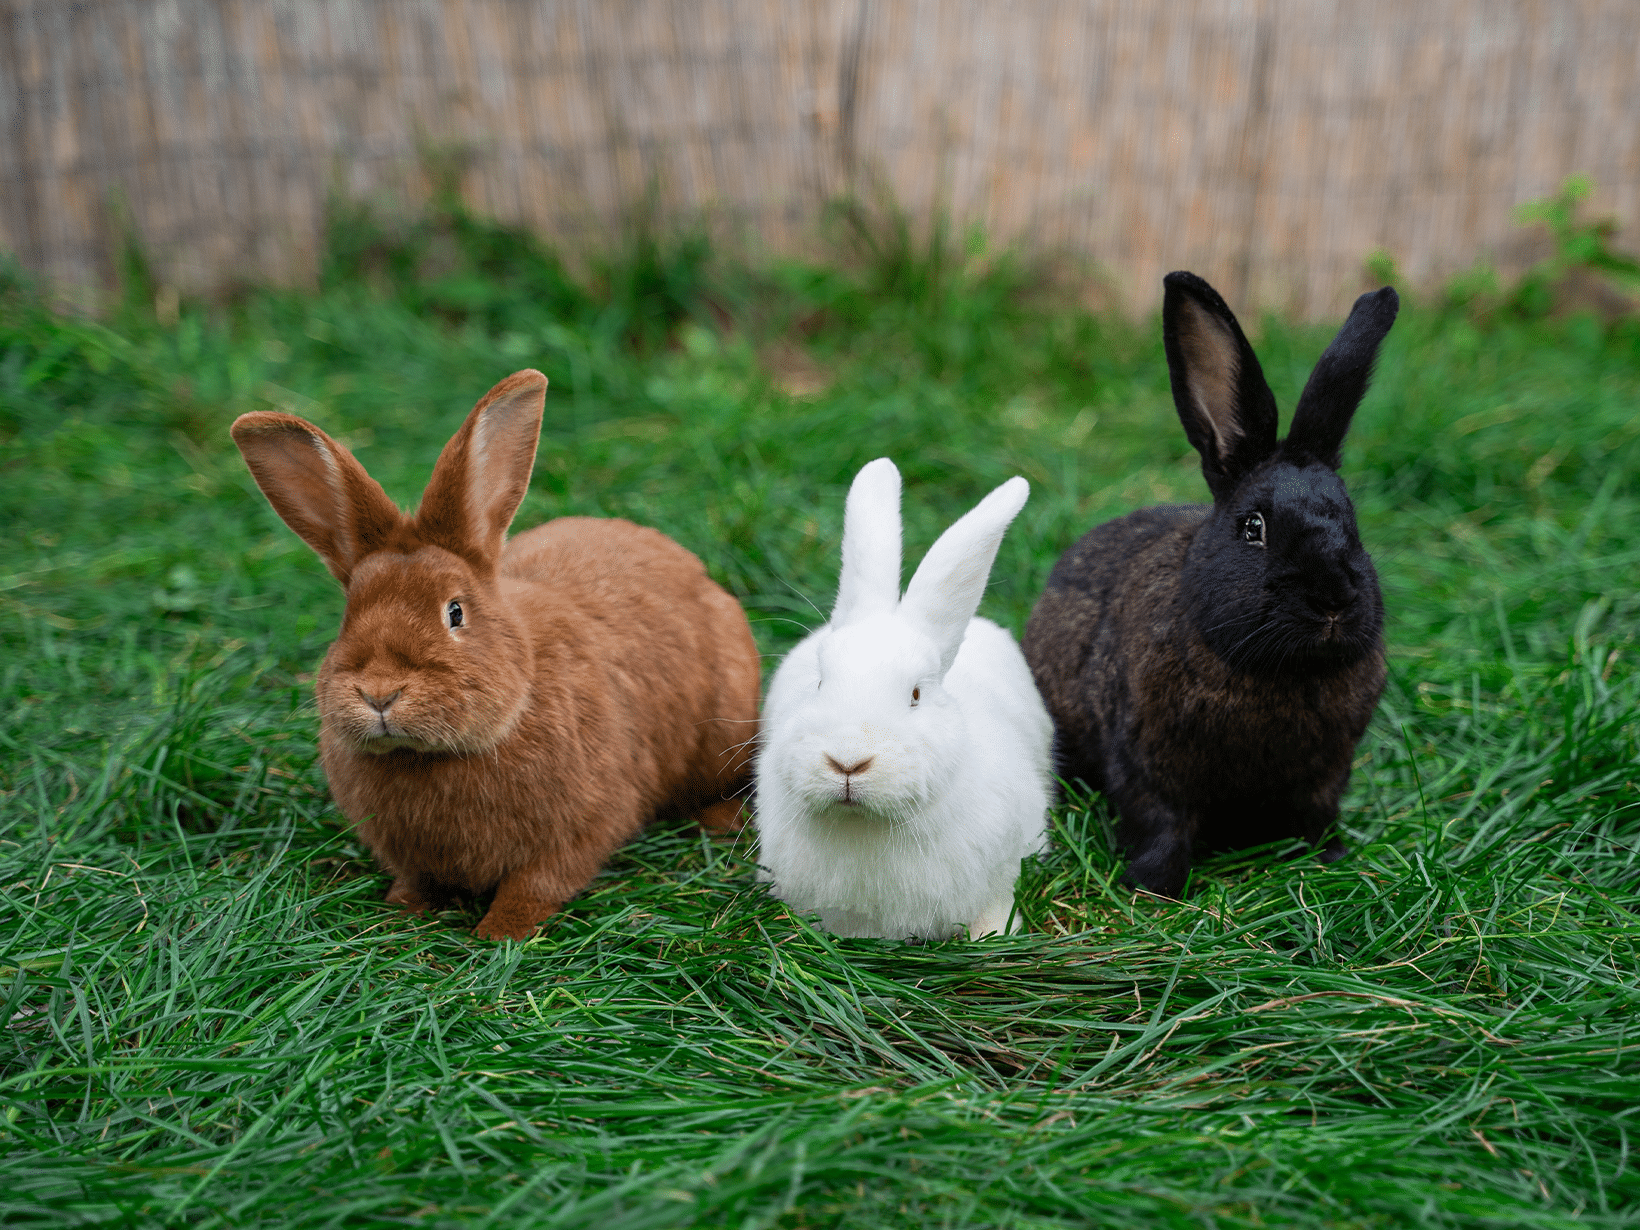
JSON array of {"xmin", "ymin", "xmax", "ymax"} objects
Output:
[
  {"xmin": 911, "ymin": 686, "xmax": 921, "ymax": 706},
  {"xmin": 1240, "ymin": 512, "xmax": 1266, "ymax": 546},
  {"xmin": 447, "ymin": 600, "xmax": 464, "ymax": 628}
]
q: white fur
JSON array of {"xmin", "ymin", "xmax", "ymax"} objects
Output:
[{"xmin": 755, "ymin": 460, "xmax": 1054, "ymax": 940}]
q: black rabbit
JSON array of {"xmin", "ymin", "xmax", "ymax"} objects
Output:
[{"xmin": 1023, "ymin": 272, "xmax": 1398, "ymax": 897}]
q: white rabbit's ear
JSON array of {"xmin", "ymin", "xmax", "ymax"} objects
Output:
[
  {"xmin": 901, "ymin": 476, "xmax": 1029, "ymax": 676},
  {"xmin": 831, "ymin": 458, "xmax": 903, "ymax": 626}
]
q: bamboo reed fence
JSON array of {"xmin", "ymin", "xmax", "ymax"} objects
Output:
[{"xmin": 3, "ymin": 0, "xmax": 1637, "ymax": 316}]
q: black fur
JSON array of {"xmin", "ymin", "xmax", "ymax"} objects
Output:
[{"xmin": 1023, "ymin": 273, "xmax": 1398, "ymax": 897}]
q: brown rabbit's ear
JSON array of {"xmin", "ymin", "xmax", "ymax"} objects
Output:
[
  {"xmin": 416, "ymin": 370, "xmax": 547, "ymax": 572},
  {"xmin": 231, "ymin": 412, "xmax": 403, "ymax": 586}
]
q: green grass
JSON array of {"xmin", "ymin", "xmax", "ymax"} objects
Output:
[{"xmin": 2, "ymin": 202, "xmax": 1638, "ymax": 1228}]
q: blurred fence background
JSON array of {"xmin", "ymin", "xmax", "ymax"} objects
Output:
[{"xmin": 3, "ymin": 0, "xmax": 1638, "ymax": 317}]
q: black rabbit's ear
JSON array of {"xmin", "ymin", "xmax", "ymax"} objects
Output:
[
  {"xmin": 1283, "ymin": 287, "xmax": 1399, "ymax": 470},
  {"xmin": 1162, "ymin": 272, "xmax": 1279, "ymax": 501}
]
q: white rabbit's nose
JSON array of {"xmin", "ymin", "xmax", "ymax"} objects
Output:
[
  {"xmin": 359, "ymin": 687, "xmax": 402, "ymax": 714},
  {"xmin": 824, "ymin": 754, "xmax": 874, "ymax": 777}
]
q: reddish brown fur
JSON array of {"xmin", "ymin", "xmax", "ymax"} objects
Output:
[{"xmin": 232, "ymin": 371, "xmax": 760, "ymax": 940}]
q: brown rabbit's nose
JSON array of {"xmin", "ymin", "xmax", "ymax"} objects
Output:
[
  {"xmin": 824, "ymin": 754, "xmax": 874, "ymax": 777},
  {"xmin": 359, "ymin": 687, "xmax": 402, "ymax": 714}
]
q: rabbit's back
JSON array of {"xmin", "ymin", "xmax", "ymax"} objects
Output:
[
  {"xmin": 503, "ymin": 516, "xmax": 761, "ymax": 816},
  {"xmin": 946, "ymin": 617, "xmax": 1053, "ymax": 813},
  {"xmin": 1023, "ymin": 505, "xmax": 1202, "ymax": 792}
]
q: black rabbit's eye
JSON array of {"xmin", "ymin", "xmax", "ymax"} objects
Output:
[
  {"xmin": 447, "ymin": 600, "xmax": 464, "ymax": 628},
  {"xmin": 1240, "ymin": 512, "xmax": 1266, "ymax": 546},
  {"xmin": 911, "ymin": 686, "xmax": 921, "ymax": 707}
]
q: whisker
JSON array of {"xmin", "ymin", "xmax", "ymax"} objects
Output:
[
  {"xmin": 776, "ymin": 577, "xmax": 826, "ymax": 621},
  {"xmin": 751, "ymin": 616, "xmax": 825, "ymax": 637}
]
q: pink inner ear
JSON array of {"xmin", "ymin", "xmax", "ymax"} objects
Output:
[
  {"xmin": 231, "ymin": 412, "xmax": 401, "ymax": 585},
  {"xmin": 899, "ymin": 477, "xmax": 1028, "ymax": 676},
  {"xmin": 1176, "ymin": 302, "xmax": 1244, "ymax": 460},
  {"xmin": 414, "ymin": 372, "xmax": 546, "ymax": 571},
  {"xmin": 465, "ymin": 386, "xmax": 545, "ymax": 550}
]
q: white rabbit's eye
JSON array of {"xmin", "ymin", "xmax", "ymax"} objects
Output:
[
  {"xmin": 447, "ymin": 600, "xmax": 464, "ymax": 628},
  {"xmin": 911, "ymin": 686, "xmax": 921, "ymax": 707},
  {"xmin": 1240, "ymin": 512, "xmax": 1266, "ymax": 546}
]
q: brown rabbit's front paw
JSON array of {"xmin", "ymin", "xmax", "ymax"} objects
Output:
[
  {"xmin": 474, "ymin": 883, "xmax": 561, "ymax": 941},
  {"xmin": 474, "ymin": 904, "xmax": 556, "ymax": 942},
  {"xmin": 385, "ymin": 876, "xmax": 431, "ymax": 914}
]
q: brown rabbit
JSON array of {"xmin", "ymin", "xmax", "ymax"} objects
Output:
[{"xmin": 231, "ymin": 370, "xmax": 760, "ymax": 940}]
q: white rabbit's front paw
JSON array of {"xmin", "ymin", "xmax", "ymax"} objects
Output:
[{"xmin": 966, "ymin": 895, "xmax": 1018, "ymax": 940}]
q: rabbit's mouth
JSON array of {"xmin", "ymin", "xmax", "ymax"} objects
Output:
[
  {"xmin": 1313, "ymin": 616, "xmax": 1350, "ymax": 651},
  {"xmin": 355, "ymin": 730, "xmax": 443, "ymax": 754},
  {"xmin": 831, "ymin": 780, "xmax": 895, "ymax": 814},
  {"xmin": 819, "ymin": 779, "xmax": 866, "ymax": 809},
  {"xmin": 346, "ymin": 708, "xmax": 456, "ymax": 754},
  {"xmin": 1303, "ymin": 609, "xmax": 1378, "ymax": 660},
  {"xmin": 816, "ymin": 792, "xmax": 887, "ymax": 819},
  {"xmin": 352, "ymin": 708, "xmax": 427, "ymax": 751}
]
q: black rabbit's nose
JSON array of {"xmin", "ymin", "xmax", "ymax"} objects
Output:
[
  {"xmin": 359, "ymin": 688, "xmax": 402, "ymax": 714},
  {"xmin": 1309, "ymin": 583, "xmax": 1356, "ymax": 615},
  {"xmin": 824, "ymin": 754, "xmax": 874, "ymax": 777}
]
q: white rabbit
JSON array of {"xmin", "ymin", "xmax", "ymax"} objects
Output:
[{"xmin": 755, "ymin": 458, "xmax": 1053, "ymax": 940}]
